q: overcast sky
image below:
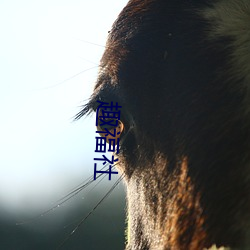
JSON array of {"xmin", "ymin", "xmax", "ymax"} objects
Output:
[{"xmin": 0, "ymin": 0, "xmax": 128, "ymax": 212}]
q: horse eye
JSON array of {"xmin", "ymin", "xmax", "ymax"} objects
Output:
[
  {"xmin": 96, "ymin": 119, "xmax": 124, "ymax": 146},
  {"xmin": 97, "ymin": 118, "xmax": 120, "ymax": 130},
  {"xmin": 98, "ymin": 122, "xmax": 115, "ymax": 130}
]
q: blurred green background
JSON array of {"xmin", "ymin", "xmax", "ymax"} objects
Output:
[{"xmin": 0, "ymin": 179, "xmax": 126, "ymax": 250}]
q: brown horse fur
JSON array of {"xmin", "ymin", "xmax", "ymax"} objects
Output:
[{"xmin": 77, "ymin": 0, "xmax": 250, "ymax": 249}]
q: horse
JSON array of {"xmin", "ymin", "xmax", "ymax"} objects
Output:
[{"xmin": 77, "ymin": 0, "xmax": 250, "ymax": 249}]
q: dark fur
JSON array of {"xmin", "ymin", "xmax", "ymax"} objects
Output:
[{"xmin": 78, "ymin": 0, "xmax": 250, "ymax": 249}]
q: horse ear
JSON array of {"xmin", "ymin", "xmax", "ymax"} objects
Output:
[{"xmin": 96, "ymin": 120, "xmax": 124, "ymax": 144}]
